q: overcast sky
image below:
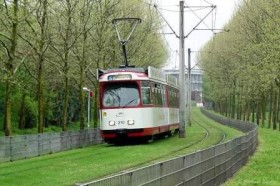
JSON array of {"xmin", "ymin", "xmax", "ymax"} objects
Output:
[{"xmin": 153, "ymin": 0, "xmax": 241, "ymax": 69}]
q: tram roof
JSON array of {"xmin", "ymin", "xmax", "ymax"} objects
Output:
[
  {"xmin": 97, "ymin": 66, "xmax": 178, "ymax": 88},
  {"xmin": 97, "ymin": 67, "xmax": 145, "ymax": 75}
]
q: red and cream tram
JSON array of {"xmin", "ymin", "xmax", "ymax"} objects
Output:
[{"xmin": 97, "ymin": 66, "xmax": 179, "ymax": 143}]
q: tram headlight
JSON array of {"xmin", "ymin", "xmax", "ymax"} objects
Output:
[
  {"xmin": 127, "ymin": 120, "xmax": 135, "ymax": 125},
  {"xmin": 109, "ymin": 121, "xmax": 115, "ymax": 126}
]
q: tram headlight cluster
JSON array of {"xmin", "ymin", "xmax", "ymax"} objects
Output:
[
  {"xmin": 108, "ymin": 120, "xmax": 135, "ymax": 126},
  {"xmin": 109, "ymin": 120, "xmax": 135, "ymax": 126},
  {"xmin": 127, "ymin": 120, "xmax": 134, "ymax": 125}
]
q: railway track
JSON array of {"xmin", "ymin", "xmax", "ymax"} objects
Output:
[
  {"xmin": 79, "ymin": 114, "xmax": 230, "ymax": 182},
  {"xmin": 193, "ymin": 117, "xmax": 227, "ymax": 145},
  {"xmin": 50, "ymin": 118, "xmax": 227, "ymax": 172},
  {"xmin": 0, "ymin": 110, "xmax": 238, "ymax": 186},
  {"xmin": 74, "ymin": 113, "xmax": 231, "ymax": 186}
]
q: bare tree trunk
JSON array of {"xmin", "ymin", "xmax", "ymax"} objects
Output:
[
  {"xmin": 256, "ymin": 102, "xmax": 260, "ymax": 125},
  {"xmin": 62, "ymin": 72, "xmax": 69, "ymax": 131},
  {"xmin": 3, "ymin": 0, "xmax": 19, "ymax": 136},
  {"xmin": 261, "ymin": 93, "xmax": 266, "ymax": 127},
  {"xmin": 19, "ymin": 93, "xmax": 26, "ymax": 129},
  {"xmin": 245, "ymin": 102, "xmax": 251, "ymax": 121},
  {"xmin": 77, "ymin": 0, "xmax": 94, "ymax": 130},
  {"xmin": 268, "ymin": 90, "xmax": 273, "ymax": 128},
  {"xmin": 37, "ymin": 0, "xmax": 48, "ymax": 133},
  {"xmin": 272, "ymin": 90, "xmax": 277, "ymax": 130},
  {"xmin": 236, "ymin": 93, "xmax": 241, "ymax": 120},
  {"xmin": 79, "ymin": 31, "xmax": 87, "ymax": 130},
  {"xmin": 4, "ymin": 80, "xmax": 12, "ymax": 136},
  {"xmin": 276, "ymin": 86, "xmax": 280, "ymax": 131},
  {"xmin": 38, "ymin": 61, "xmax": 45, "ymax": 133},
  {"xmin": 242, "ymin": 101, "xmax": 246, "ymax": 121},
  {"xmin": 61, "ymin": 0, "xmax": 75, "ymax": 131},
  {"xmin": 252, "ymin": 102, "xmax": 255, "ymax": 123},
  {"xmin": 79, "ymin": 72, "xmax": 86, "ymax": 130},
  {"xmin": 231, "ymin": 93, "xmax": 235, "ymax": 119}
]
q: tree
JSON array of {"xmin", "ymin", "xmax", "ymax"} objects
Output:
[
  {"xmin": 50, "ymin": 0, "xmax": 80, "ymax": 131},
  {"xmin": 19, "ymin": 0, "xmax": 51, "ymax": 133},
  {"xmin": 0, "ymin": 0, "xmax": 19, "ymax": 136},
  {"xmin": 0, "ymin": 0, "xmax": 171, "ymax": 135},
  {"xmin": 199, "ymin": 0, "xmax": 280, "ymax": 129}
]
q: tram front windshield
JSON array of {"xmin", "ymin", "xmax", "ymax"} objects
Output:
[{"xmin": 103, "ymin": 83, "xmax": 140, "ymax": 107}]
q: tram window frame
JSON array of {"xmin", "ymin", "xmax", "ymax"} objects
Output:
[
  {"xmin": 150, "ymin": 82, "xmax": 166, "ymax": 107},
  {"xmin": 168, "ymin": 86, "xmax": 179, "ymax": 108},
  {"xmin": 141, "ymin": 81, "xmax": 152, "ymax": 105},
  {"xmin": 102, "ymin": 82, "xmax": 140, "ymax": 108}
]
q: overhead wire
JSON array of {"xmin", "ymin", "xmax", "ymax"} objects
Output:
[
  {"xmin": 189, "ymin": 6, "xmax": 213, "ymax": 30},
  {"xmin": 203, "ymin": 0, "xmax": 214, "ymax": 6},
  {"xmin": 154, "ymin": 4, "xmax": 179, "ymax": 38},
  {"xmin": 156, "ymin": 6, "xmax": 210, "ymax": 13},
  {"xmin": 142, "ymin": 2, "xmax": 179, "ymax": 68},
  {"xmin": 162, "ymin": 33, "xmax": 179, "ymax": 69},
  {"xmin": 143, "ymin": 1, "xmax": 218, "ymax": 69}
]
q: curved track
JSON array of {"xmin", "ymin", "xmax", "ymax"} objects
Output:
[{"xmin": 193, "ymin": 117, "xmax": 227, "ymax": 145}]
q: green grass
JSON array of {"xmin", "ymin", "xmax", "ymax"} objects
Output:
[
  {"xmin": 0, "ymin": 108, "xmax": 243, "ymax": 186},
  {"xmin": 223, "ymin": 127, "xmax": 280, "ymax": 186}
]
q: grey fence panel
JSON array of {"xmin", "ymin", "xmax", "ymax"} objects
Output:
[
  {"xmin": 132, "ymin": 164, "xmax": 161, "ymax": 185},
  {"xmin": 26, "ymin": 134, "xmax": 39, "ymax": 158},
  {"xmin": 50, "ymin": 133, "xmax": 62, "ymax": 153},
  {"xmin": 160, "ymin": 158, "xmax": 185, "ymax": 186},
  {"xmin": 0, "ymin": 137, "xmax": 8, "ymax": 162},
  {"xmin": 0, "ymin": 129, "xmax": 102, "ymax": 163},
  {"xmin": 184, "ymin": 151, "xmax": 199, "ymax": 168},
  {"xmin": 4, "ymin": 137, "xmax": 12, "ymax": 162},
  {"xmin": 70, "ymin": 131, "xmax": 80, "ymax": 149},
  {"xmin": 10, "ymin": 135, "xmax": 27, "ymax": 161},
  {"xmin": 78, "ymin": 109, "xmax": 258, "ymax": 186},
  {"xmin": 161, "ymin": 157, "xmax": 184, "ymax": 175},
  {"xmin": 38, "ymin": 133, "xmax": 52, "ymax": 156},
  {"xmin": 61, "ymin": 131, "xmax": 71, "ymax": 151}
]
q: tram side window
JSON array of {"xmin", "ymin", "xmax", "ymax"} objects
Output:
[
  {"xmin": 161, "ymin": 85, "xmax": 167, "ymax": 106},
  {"xmin": 141, "ymin": 81, "xmax": 151, "ymax": 105},
  {"xmin": 168, "ymin": 87, "xmax": 179, "ymax": 107},
  {"xmin": 151, "ymin": 83, "xmax": 166, "ymax": 107}
]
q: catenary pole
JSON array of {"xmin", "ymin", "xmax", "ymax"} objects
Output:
[
  {"xmin": 154, "ymin": 1, "xmax": 218, "ymax": 137},
  {"xmin": 179, "ymin": 0, "xmax": 186, "ymax": 138},
  {"xmin": 187, "ymin": 48, "xmax": 191, "ymax": 126}
]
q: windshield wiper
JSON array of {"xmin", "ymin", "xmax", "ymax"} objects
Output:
[{"xmin": 122, "ymin": 98, "xmax": 139, "ymax": 108}]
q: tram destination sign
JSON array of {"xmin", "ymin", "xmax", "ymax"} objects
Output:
[
  {"xmin": 108, "ymin": 74, "xmax": 132, "ymax": 81},
  {"xmin": 148, "ymin": 66, "xmax": 166, "ymax": 83}
]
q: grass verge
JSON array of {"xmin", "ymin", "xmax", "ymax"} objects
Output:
[
  {"xmin": 0, "ymin": 108, "xmax": 243, "ymax": 186},
  {"xmin": 223, "ymin": 127, "xmax": 280, "ymax": 186}
]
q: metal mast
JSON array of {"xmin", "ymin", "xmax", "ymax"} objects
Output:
[{"xmin": 179, "ymin": 1, "xmax": 186, "ymax": 138}]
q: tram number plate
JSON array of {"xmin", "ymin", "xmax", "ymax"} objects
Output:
[{"xmin": 118, "ymin": 121, "xmax": 125, "ymax": 125}]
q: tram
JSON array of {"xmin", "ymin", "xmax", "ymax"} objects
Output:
[{"xmin": 97, "ymin": 66, "xmax": 179, "ymax": 143}]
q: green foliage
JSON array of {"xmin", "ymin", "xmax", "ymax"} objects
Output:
[
  {"xmin": 199, "ymin": 0, "xmax": 280, "ymax": 125},
  {"xmin": 0, "ymin": 0, "xmax": 168, "ymax": 135},
  {"xmin": 23, "ymin": 96, "xmax": 38, "ymax": 128}
]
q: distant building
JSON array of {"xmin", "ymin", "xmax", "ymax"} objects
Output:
[{"xmin": 163, "ymin": 68, "xmax": 203, "ymax": 103}]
